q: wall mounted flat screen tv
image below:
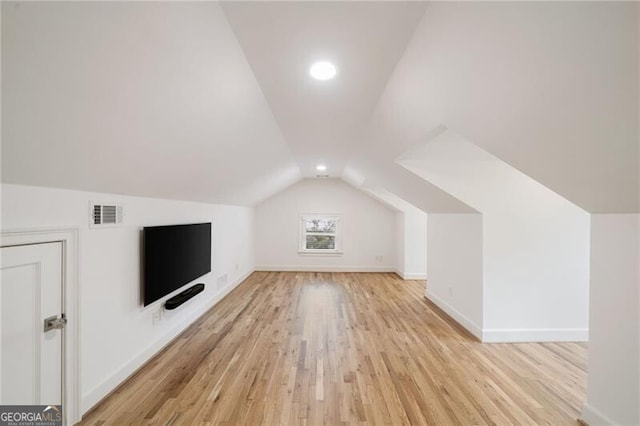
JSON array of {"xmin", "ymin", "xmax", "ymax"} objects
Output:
[{"xmin": 143, "ymin": 222, "xmax": 211, "ymax": 306}]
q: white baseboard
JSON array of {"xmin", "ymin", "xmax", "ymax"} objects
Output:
[
  {"xmin": 254, "ymin": 265, "xmax": 395, "ymax": 273},
  {"xmin": 404, "ymin": 273, "xmax": 427, "ymax": 280},
  {"xmin": 394, "ymin": 268, "xmax": 427, "ymax": 280},
  {"xmin": 425, "ymin": 290, "xmax": 483, "ymax": 340},
  {"xmin": 425, "ymin": 290, "xmax": 588, "ymax": 343},
  {"xmin": 402, "ymin": 272, "xmax": 427, "ymax": 280},
  {"xmin": 81, "ymin": 268, "xmax": 254, "ymax": 415},
  {"xmin": 581, "ymin": 403, "xmax": 615, "ymax": 425},
  {"xmin": 481, "ymin": 327, "xmax": 588, "ymax": 343}
]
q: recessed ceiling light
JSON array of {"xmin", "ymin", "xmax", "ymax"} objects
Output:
[
  {"xmin": 316, "ymin": 164, "xmax": 327, "ymax": 171},
  {"xmin": 310, "ymin": 62, "xmax": 336, "ymax": 81}
]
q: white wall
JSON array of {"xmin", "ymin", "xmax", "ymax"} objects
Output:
[
  {"xmin": 0, "ymin": 183, "xmax": 255, "ymax": 415},
  {"xmin": 395, "ymin": 212, "xmax": 405, "ymax": 275},
  {"xmin": 355, "ymin": 185, "xmax": 427, "ymax": 279},
  {"xmin": 404, "ymin": 210, "xmax": 427, "ymax": 279},
  {"xmin": 400, "ymin": 134, "xmax": 590, "ymax": 342},
  {"xmin": 395, "ymin": 209, "xmax": 427, "ymax": 280},
  {"xmin": 255, "ymin": 179, "xmax": 396, "ymax": 271},
  {"xmin": 582, "ymin": 215, "xmax": 639, "ymax": 426},
  {"xmin": 426, "ymin": 214, "xmax": 483, "ymax": 339}
]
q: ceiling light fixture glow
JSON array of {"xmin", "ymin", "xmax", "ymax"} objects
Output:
[
  {"xmin": 316, "ymin": 164, "xmax": 327, "ymax": 171},
  {"xmin": 310, "ymin": 62, "xmax": 337, "ymax": 81}
]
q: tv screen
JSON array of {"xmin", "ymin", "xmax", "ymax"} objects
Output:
[{"xmin": 143, "ymin": 222, "xmax": 211, "ymax": 306}]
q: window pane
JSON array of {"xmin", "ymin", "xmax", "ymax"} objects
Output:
[
  {"xmin": 305, "ymin": 219, "xmax": 336, "ymax": 233},
  {"xmin": 306, "ymin": 235, "xmax": 336, "ymax": 250}
]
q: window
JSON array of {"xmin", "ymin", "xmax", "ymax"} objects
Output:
[{"xmin": 299, "ymin": 214, "xmax": 342, "ymax": 254}]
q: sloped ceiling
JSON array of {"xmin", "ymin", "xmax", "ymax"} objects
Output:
[
  {"xmin": 355, "ymin": 184, "xmax": 431, "ymax": 216},
  {"xmin": 2, "ymin": 2, "xmax": 637, "ymax": 213},
  {"xmin": 356, "ymin": 1, "xmax": 638, "ymax": 214},
  {"xmin": 343, "ymin": 155, "xmax": 476, "ymax": 213},
  {"xmin": 220, "ymin": 1, "xmax": 475, "ymax": 212},
  {"xmin": 221, "ymin": 1, "xmax": 427, "ymax": 178},
  {"xmin": 1, "ymin": 2, "xmax": 299, "ymax": 206}
]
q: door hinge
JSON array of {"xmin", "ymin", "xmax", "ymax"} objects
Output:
[{"xmin": 44, "ymin": 314, "xmax": 67, "ymax": 332}]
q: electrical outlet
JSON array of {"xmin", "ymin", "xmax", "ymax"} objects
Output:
[
  {"xmin": 375, "ymin": 255, "xmax": 383, "ymax": 263},
  {"xmin": 448, "ymin": 287, "xmax": 454, "ymax": 297},
  {"xmin": 235, "ymin": 263, "xmax": 239, "ymax": 271}
]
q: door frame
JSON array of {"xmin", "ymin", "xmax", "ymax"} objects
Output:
[{"xmin": 1, "ymin": 227, "xmax": 80, "ymax": 425}]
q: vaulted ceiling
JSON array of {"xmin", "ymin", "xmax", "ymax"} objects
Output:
[
  {"xmin": 2, "ymin": 2, "xmax": 299, "ymax": 206},
  {"xmin": 2, "ymin": 2, "xmax": 638, "ymax": 213},
  {"xmin": 355, "ymin": 1, "xmax": 638, "ymax": 214},
  {"xmin": 221, "ymin": 1, "xmax": 426, "ymax": 178}
]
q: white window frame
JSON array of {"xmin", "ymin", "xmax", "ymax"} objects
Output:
[{"xmin": 299, "ymin": 213, "xmax": 343, "ymax": 255}]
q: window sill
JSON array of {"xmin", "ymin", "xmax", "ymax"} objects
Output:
[{"xmin": 298, "ymin": 250, "xmax": 344, "ymax": 257}]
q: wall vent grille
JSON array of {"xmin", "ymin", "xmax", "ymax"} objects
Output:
[{"xmin": 90, "ymin": 202, "xmax": 123, "ymax": 228}]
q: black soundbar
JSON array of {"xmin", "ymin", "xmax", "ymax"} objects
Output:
[{"xmin": 164, "ymin": 283, "xmax": 205, "ymax": 310}]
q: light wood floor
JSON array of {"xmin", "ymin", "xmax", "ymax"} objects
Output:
[{"xmin": 80, "ymin": 272, "xmax": 587, "ymax": 425}]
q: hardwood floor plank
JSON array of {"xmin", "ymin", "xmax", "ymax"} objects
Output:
[{"xmin": 79, "ymin": 272, "xmax": 586, "ymax": 425}]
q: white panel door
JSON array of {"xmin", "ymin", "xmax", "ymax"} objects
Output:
[{"xmin": 0, "ymin": 242, "xmax": 63, "ymax": 405}]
